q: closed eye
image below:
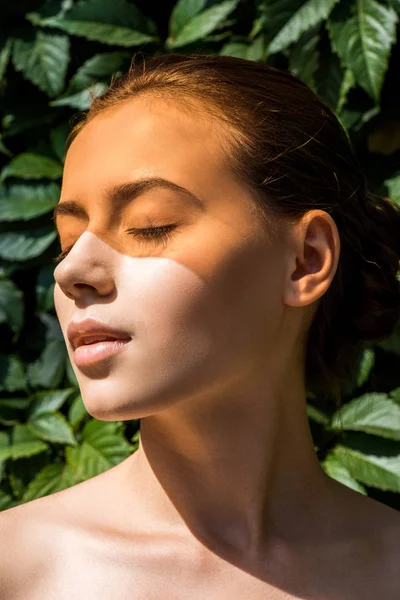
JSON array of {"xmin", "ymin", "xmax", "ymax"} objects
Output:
[
  {"xmin": 53, "ymin": 224, "xmax": 179, "ymax": 263},
  {"xmin": 126, "ymin": 224, "xmax": 178, "ymax": 243}
]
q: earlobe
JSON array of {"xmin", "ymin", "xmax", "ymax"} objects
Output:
[{"xmin": 283, "ymin": 210, "xmax": 340, "ymax": 308}]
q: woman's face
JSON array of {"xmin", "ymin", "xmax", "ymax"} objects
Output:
[{"xmin": 53, "ymin": 96, "xmax": 289, "ymax": 420}]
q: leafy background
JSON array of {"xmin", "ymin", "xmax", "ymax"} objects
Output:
[{"xmin": 1, "ymin": 0, "xmax": 400, "ymax": 512}]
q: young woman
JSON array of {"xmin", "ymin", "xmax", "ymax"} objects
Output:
[{"xmin": 1, "ymin": 53, "xmax": 400, "ymax": 599}]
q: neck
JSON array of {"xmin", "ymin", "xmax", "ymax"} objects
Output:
[{"xmin": 117, "ymin": 366, "xmax": 329, "ymax": 559}]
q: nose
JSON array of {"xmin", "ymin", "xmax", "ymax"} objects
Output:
[{"xmin": 53, "ymin": 232, "xmax": 116, "ymax": 301}]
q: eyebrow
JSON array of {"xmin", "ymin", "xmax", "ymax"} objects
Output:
[{"xmin": 52, "ymin": 176, "xmax": 204, "ymax": 224}]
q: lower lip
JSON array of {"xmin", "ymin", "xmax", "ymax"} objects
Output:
[{"xmin": 73, "ymin": 339, "xmax": 131, "ymax": 368}]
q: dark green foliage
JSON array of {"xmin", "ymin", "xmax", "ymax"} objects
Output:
[{"xmin": 1, "ymin": 0, "xmax": 400, "ymax": 511}]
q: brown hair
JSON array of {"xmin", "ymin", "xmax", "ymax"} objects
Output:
[{"xmin": 69, "ymin": 52, "xmax": 400, "ymax": 406}]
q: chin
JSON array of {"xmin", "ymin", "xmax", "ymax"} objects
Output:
[{"xmin": 76, "ymin": 372, "xmax": 194, "ymax": 422}]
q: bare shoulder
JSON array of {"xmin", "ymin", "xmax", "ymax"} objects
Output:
[
  {"xmin": 326, "ymin": 479, "xmax": 400, "ymax": 597},
  {"xmin": 375, "ymin": 500, "xmax": 400, "ymax": 576},
  {"xmin": 0, "ymin": 500, "xmax": 51, "ymax": 599},
  {"xmin": 369, "ymin": 501, "xmax": 400, "ymax": 598},
  {"xmin": 0, "ymin": 474, "xmax": 108, "ymax": 599}
]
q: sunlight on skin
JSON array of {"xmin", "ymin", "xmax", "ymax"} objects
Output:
[{"xmin": 49, "ymin": 96, "xmax": 393, "ymax": 600}]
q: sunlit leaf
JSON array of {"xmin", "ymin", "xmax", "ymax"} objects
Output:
[
  {"xmin": 168, "ymin": 0, "xmax": 239, "ymax": 48},
  {"xmin": 169, "ymin": 0, "xmax": 207, "ymax": 37},
  {"xmin": 0, "ymin": 183, "xmax": 60, "ymax": 221},
  {"xmin": 12, "ymin": 32, "xmax": 70, "ymax": 97},
  {"xmin": 0, "ymin": 355, "xmax": 27, "ymax": 393},
  {"xmin": 322, "ymin": 453, "xmax": 367, "ymax": 494},
  {"xmin": 331, "ymin": 393, "xmax": 400, "ymax": 440},
  {"xmin": 0, "ymin": 279, "xmax": 23, "ymax": 333},
  {"xmin": 41, "ymin": 0, "xmax": 158, "ymax": 47},
  {"xmin": 0, "ymin": 424, "xmax": 49, "ymax": 461},
  {"xmin": 0, "ymin": 227, "xmax": 57, "ymax": 261},
  {"xmin": 1, "ymin": 153, "xmax": 62, "ymax": 182},
  {"xmin": 22, "ymin": 463, "xmax": 76, "ymax": 502},
  {"xmin": 28, "ymin": 411, "xmax": 77, "ymax": 445},
  {"xmin": 328, "ymin": 0, "xmax": 398, "ymax": 102},
  {"xmin": 332, "ymin": 445, "xmax": 400, "ymax": 492},
  {"xmin": 267, "ymin": 0, "xmax": 339, "ymax": 55}
]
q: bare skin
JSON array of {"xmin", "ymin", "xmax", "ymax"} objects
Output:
[{"xmin": 1, "ymin": 95, "xmax": 399, "ymax": 599}]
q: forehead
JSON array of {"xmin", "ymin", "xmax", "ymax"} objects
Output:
[{"xmin": 62, "ymin": 96, "xmax": 233, "ymax": 196}]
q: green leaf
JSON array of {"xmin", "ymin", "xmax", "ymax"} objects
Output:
[
  {"xmin": 0, "ymin": 355, "xmax": 27, "ymax": 392},
  {"xmin": 0, "ymin": 37, "xmax": 11, "ymax": 83},
  {"xmin": 0, "ymin": 398, "xmax": 30, "ymax": 427},
  {"xmin": 219, "ymin": 42, "xmax": 251, "ymax": 58},
  {"xmin": 378, "ymin": 319, "xmax": 400, "ymax": 355},
  {"xmin": 28, "ymin": 411, "xmax": 77, "ymax": 445},
  {"xmin": 66, "ymin": 419, "xmax": 133, "ymax": 483},
  {"xmin": 22, "ymin": 463, "xmax": 76, "ymax": 502},
  {"xmin": 26, "ymin": 0, "xmax": 74, "ymax": 23},
  {"xmin": 389, "ymin": 387, "xmax": 400, "ymax": 406},
  {"xmin": 1, "ymin": 153, "xmax": 63, "ymax": 181},
  {"xmin": 339, "ymin": 105, "xmax": 379, "ymax": 132},
  {"xmin": 332, "ymin": 444, "xmax": 400, "ymax": 492},
  {"xmin": 342, "ymin": 346, "xmax": 376, "ymax": 396},
  {"xmin": 50, "ymin": 82, "xmax": 107, "ymax": 110},
  {"xmin": 168, "ymin": 0, "xmax": 239, "ymax": 48},
  {"xmin": 384, "ymin": 172, "xmax": 400, "ymax": 206},
  {"xmin": 12, "ymin": 32, "xmax": 70, "ymax": 97},
  {"xmin": 0, "ymin": 431, "xmax": 9, "ymax": 461},
  {"xmin": 267, "ymin": 0, "xmax": 339, "ymax": 55},
  {"xmin": 355, "ymin": 348, "xmax": 375, "ymax": 388},
  {"xmin": 29, "ymin": 388, "xmax": 75, "ymax": 418},
  {"xmin": 169, "ymin": 0, "xmax": 207, "ymax": 37},
  {"xmin": 0, "ymin": 424, "xmax": 49, "ymax": 461},
  {"xmin": 68, "ymin": 393, "xmax": 88, "ymax": 428},
  {"xmin": 219, "ymin": 35, "xmax": 265, "ymax": 61},
  {"xmin": 65, "ymin": 355, "xmax": 79, "ymax": 388},
  {"xmin": 40, "ymin": 312, "xmax": 64, "ymax": 342},
  {"xmin": 0, "ymin": 183, "xmax": 60, "ymax": 221},
  {"xmin": 42, "ymin": 0, "xmax": 158, "ymax": 47},
  {"xmin": 0, "ymin": 489, "xmax": 18, "ymax": 511},
  {"xmin": 289, "ymin": 27, "xmax": 320, "ymax": 91},
  {"xmin": 316, "ymin": 52, "xmax": 356, "ymax": 114},
  {"xmin": 322, "ymin": 453, "xmax": 367, "ymax": 494},
  {"xmin": 0, "ymin": 279, "xmax": 23, "ymax": 333},
  {"xmin": 306, "ymin": 403, "xmax": 330, "ymax": 425},
  {"xmin": 82, "ymin": 419, "xmax": 133, "ymax": 462},
  {"xmin": 389, "ymin": 0, "xmax": 400, "ymax": 13},
  {"xmin": 67, "ymin": 52, "xmax": 127, "ymax": 93},
  {"xmin": 1, "ymin": 106, "xmax": 58, "ymax": 139},
  {"xmin": 328, "ymin": 0, "xmax": 398, "ymax": 103},
  {"xmin": 0, "ymin": 227, "xmax": 57, "ymax": 261},
  {"xmin": 0, "ymin": 401, "xmax": 26, "ymax": 427},
  {"xmin": 331, "ymin": 393, "xmax": 400, "ymax": 440},
  {"xmin": 0, "ymin": 136, "xmax": 12, "ymax": 158},
  {"xmin": 36, "ymin": 264, "xmax": 56, "ymax": 313},
  {"xmin": 336, "ymin": 68, "xmax": 356, "ymax": 114},
  {"xmin": 8, "ymin": 467, "xmax": 25, "ymax": 499},
  {"xmin": 27, "ymin": 338, "xmax": 67, "ymax": 388},
  {"xmin": 50, "ymin": 122, "xmax": 70, "ymax": 163},
  {"xmin": 131, "ymin": 429, "xmax": 140, "ymax": 448},
  {"xmin": 247, "ymin": 35, "xmax": 266, "ymax": 61},
  {"xmin": 0, "ymin": 398, "xmax": 29, "ymax": 409}
]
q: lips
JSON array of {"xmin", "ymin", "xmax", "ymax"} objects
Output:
[
  {"xmin": 79, "ymin": 334, "xmax": 119, "ymax": 345},
  {"xmin": 67, "ymin": 318, "xmax": 132, "ymax": 350},
  {"xmin": 73, "ymin": 338, "xmax": 131, "ymax": 368}
]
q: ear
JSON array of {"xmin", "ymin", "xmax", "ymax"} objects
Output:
[{"xmin": 283, "ymin": 210, "xmax": 340, "ymax": 308}]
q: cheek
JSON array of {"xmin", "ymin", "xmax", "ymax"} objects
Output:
[
  {"xmin": 117, "ymin": 254, "xmax": 210, "ymax": 341},
  {"xmin": 51, "ymin": 239, "xmax": 284, "ymax": 418}
]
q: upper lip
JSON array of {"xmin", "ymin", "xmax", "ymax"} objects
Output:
[{"xmin": 67, "ymin": 318, "xmax": 132, "ymax": 350}]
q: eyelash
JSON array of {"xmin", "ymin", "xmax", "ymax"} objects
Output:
[{"xmin": 53, "ymin": 225, "xmax": 179, "ymax": 264}]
